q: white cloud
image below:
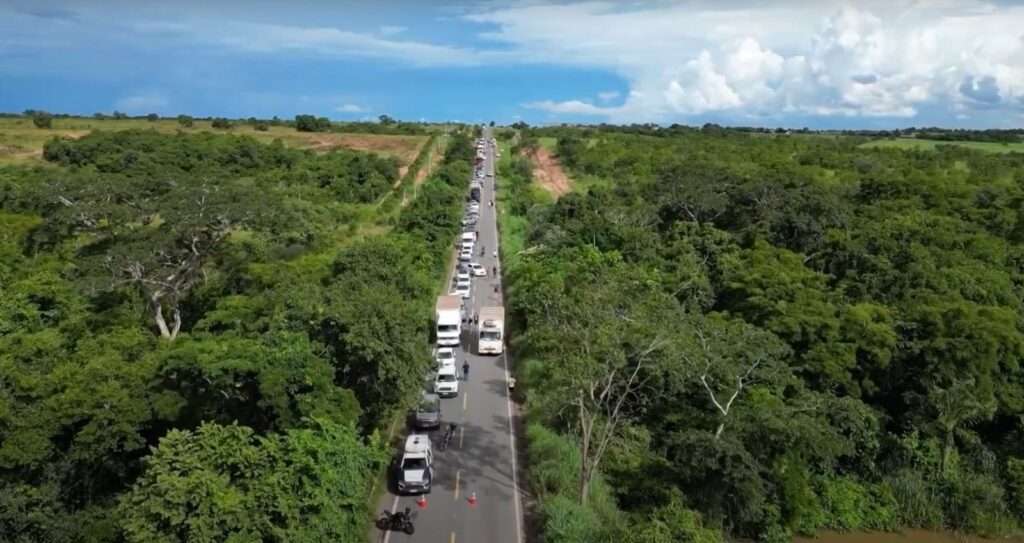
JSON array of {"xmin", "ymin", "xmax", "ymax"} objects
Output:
[
  {"xmin": 114, "ymin": 92, "xmax": 168, "ymax": 113},
  {"xmin": 597, "ymin": 90, "xmax": 619, "ymax": 102},
  {"xmin": 217, "ymin": 22, "xmax": 488, "ymax": 67},
  {"xmin": 139, "ymin": 19, "xmax": 495, "ymax": 68},
  {"xmin": 466, "ymin": 1, "xmax": 1024, "ymax": 122},
  {"xmin": 379, "ymin": 25, "xmax": 406, "ymax": 36},
  {"xmin": 335, "ymin": 103, "xmax": 364, "ymax": 113},
  {"xmin": 524, "ymin": 99, "xmax": 613, "ymax": 116}
]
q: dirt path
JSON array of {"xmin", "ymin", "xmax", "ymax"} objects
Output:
[
  {"xmin": 529, "ymin": 147, "xmax": 572, "ymax": 198},
  {"xmin": 414, "ymin": 139, "xmax": 445, "ymax": 186}
]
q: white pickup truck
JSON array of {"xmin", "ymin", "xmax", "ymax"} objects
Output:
[{"xmin": 395, "ymin": 434, "xmax": 433, "ymax": 494}]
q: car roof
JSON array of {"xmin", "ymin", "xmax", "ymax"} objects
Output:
[
  {"xmin": 437, "ymin": 364, "xmax": 457, "ymax": 376},
  {"xmin": 404, "ymin": 434, "xmax": 431, "ymax": 454}
]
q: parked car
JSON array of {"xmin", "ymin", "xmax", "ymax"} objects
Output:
[
  {"xmin": 435, "ymin": 347, "xmax": 456, "ymax": 368},
  {"xmin": 458, "ymin": 250, "xmax": 473, "ymax": 262},
  {"xmin": 395, "ymin": 434, "xmax": 433, "ymax": 494},
  {"xmin": 434, "ymin": 365, "xmax": 459, "ymax": 397},
  {"xmin": 454, "ymin": 278, "xmax": 471, "ymax": 298},
  {"xmin": 456, "ymin": 270, "xmax": 471, "ymax": 283},
  {"xmin": 468, "ymin": 262, "xmax": 487, "ymax": 277},
  {"xmin": 414, "ymin": 392, "xmax": 441, "ymax": 430}
]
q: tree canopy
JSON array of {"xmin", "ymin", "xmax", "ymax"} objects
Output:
[
  {"xmin": 504, "ymin": 128, "xmax": 1024, "ymax": 541},
  {"xmin": 0, "ymin": 127, "xmax": 475, "ymax": 540}
]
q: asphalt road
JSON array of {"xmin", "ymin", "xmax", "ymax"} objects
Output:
[{"xmin": 373, "ymin": 127, "xmax": 523, "ymax": 543}]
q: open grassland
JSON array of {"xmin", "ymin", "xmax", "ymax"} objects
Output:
[
  {"xmin": 861, "ymin": 137, "xmax": 1024, "ymax": 153},
  {"xmin": 0, "ymin": 117, "xmax": 428, "ymax": 165}
]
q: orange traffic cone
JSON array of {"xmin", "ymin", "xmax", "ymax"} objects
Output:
[
  {"xmin": 467, "ymin": 492, "xmax": 477, "ymax": 507},
  {"xmin": 417, "ymin": 495, "xmax": 428, "ymax": 509}
]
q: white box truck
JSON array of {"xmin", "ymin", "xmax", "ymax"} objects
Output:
[
  {"xmin": 478, "ymin": 306, "xmax": 504, "ymax": 355},
  {"xmin": 436, "ymin": 295, "xmax": 462, "ymax": 347}
]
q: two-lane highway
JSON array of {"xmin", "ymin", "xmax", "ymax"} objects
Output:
[{"xmin": 375, "ymin": 127, "xmax": 523, "ymax": 543}]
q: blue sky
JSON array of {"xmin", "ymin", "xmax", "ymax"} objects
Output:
[{"xmin": 2, "ymin": 1, "xmax": 1024, "ymax": 128}]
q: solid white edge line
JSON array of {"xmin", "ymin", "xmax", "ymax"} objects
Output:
[
  {"xmin": 382, "ymin": 494, "xmax": 400, "ymax": 543},
  {"xmin": 492, "ymin": 144, "xmax": 524, "ymax": 543},
  {"xmin": 502, "ymin": 350, "xmax": 523, "ymax": 543}
]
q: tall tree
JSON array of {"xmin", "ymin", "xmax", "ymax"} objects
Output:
[{"xmin": 678, "ymin": 313, "xmax": 789, "ymax": 439}]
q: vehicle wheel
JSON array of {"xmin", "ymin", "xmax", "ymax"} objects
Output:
[
  {"xmin": 404, "ymin": 523, "xmax": 415, "ymax": 535},
  {"xmin": 376, "ymin": 517, "xmax": 390, "ymax": 530}
]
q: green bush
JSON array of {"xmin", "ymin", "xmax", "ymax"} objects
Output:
[
  {"xmin": 526, "ymin": 423, "xmax": 581, "ymax": 499},
  {"xmin": 943, "ymin": 473, "xmax": 1013, "ymax": 535},
  {"xmin": 885, "ymin": 469, "xmax": 945, "ymax": 528},
  {"xmin": 543, "ymin": 494, "xmax": 601, "ymax": 543},
  {"xmin": 626, "ymin": 497, "xmax": 723, "ymax": 543},
  {"xmin": 32, "ymin": 112, "xmax": 53, "ymax": 129},
  {"xmin": 774, "ymin": 456, "xmax": 826, "ymax": 535},
  {"xmin": 818, "ymin": 476, "xmax": 898, "ymax": 531},
  {"xmin": 1007, "ymin": 457, "xmax": 1024, "ymax": 518}
]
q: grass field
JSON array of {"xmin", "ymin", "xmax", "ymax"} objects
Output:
[
  {"xmin": 861, "ymin": 138, "xmax": 1024, "ymax": 154},
  {"xmin": 538, "ymin": 136, "xmax": 558, "ymax": 151},
  {"xmin": 0, "ymin": 117, "xmax": 428, "ymax": 165}
]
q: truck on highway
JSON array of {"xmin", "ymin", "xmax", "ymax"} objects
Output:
[
  {"xmin": 435, "ymin": 295, "xmax": 461, "ymax": 347},
  {"xmin": 478, "ymin": 305, "xmax": 504, "ymax": 355}
]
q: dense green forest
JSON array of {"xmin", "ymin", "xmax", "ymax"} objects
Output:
[
  {"xmin": 0, "ymin": 128, "xmax": 474, "ymax": 541},
  {"xmin": 500, "ymin": 130, "xmax": 1024, "ymax": 542}
]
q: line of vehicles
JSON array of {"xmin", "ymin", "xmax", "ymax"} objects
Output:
[{"xmin": 393, "ymin": 136, "xmax": 503, "ymax": 497}]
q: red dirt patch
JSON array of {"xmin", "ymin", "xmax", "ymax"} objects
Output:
[{"xmin": 528, "ymin": 147, "xmax": 572, "ymax": 197}]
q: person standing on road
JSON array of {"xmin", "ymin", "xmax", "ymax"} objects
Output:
[{"xmin": 462, "ymin": 360, "xmax": 470, "ymax": 381}]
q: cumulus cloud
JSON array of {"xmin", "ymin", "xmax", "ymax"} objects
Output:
[
  {"xmin": 524, "ymin": 99, "xmax": 612, "ymax": 116},
  {"xmin": 597, "ymin": 91, "xmax": 619, "ymax": 102},
  {"xmin": 114, "ymin": 92, "xmax": 168, "ymax": 113},
  {"xmin": 466, "ymin": 1, "xmax": 1024, "ymax": 123},
  {"xmin": 379, "ymin": 25, "xmax": 406, "ymax": 36},
  {"xmin": 335, "ymin": 103, "xmax": 364, "ymax": 113}
]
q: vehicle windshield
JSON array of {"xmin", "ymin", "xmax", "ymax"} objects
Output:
[
  {"xmin": 418, "ymin": 399, "xmax": 439, "ymax": 412},
  {"xmin": 402, "ymin": 458, "xmax": 427, "ymax": 471},
  {"xmin": 438, "ymin": 324, "xmax": 458, "ymax": 333},
  {"xmin": 481, "ymin": 331, "xmax": 502, "ymax": 341},
  {"xmin": 438, "ymin": 373, "xmax": 457, "ymax": 383}
]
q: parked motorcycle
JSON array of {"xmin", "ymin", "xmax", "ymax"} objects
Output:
[{"xmin": 376, "ymin": 508, "xmax": 415, "ymax": 534}]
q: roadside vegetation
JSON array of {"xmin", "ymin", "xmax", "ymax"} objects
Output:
[
  {"xmin": 503, "ymin": 127, "xmax": 1024, "ymax": 542},
  {"xmin": 861, "ymin": 138, "xmax": 1024, "ymax": 154},
  {"xmin": 0, "ymin": 126, "xmax": 476, "ymax": 541},
  {"xmin": 0, "ymin": 113, "xmax": 432, "ymax": 165}
]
